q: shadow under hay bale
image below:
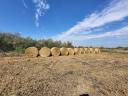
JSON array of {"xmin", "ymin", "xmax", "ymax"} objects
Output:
[
  {"xmin": 80, "ymin": 94, "xmax": 89, "ymax": 96},
  {"xmin": 51, "ymin": 47, "xmax": 60, "ymax": 56},
  {"xmin": 25, "ymin": 47, "xmax": 38, "ymax": 58},
  {"xmin": 39, "ymin": 47, "xmax": 51, "ymax": 57}
]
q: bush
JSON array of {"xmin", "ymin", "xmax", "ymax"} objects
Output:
[
  {"xmin": 0, "ymin": 32, "xmax": 74, "ymax": 52},
  {"xmin": 15, "ymin": 47, "xmax": 25, "ymax": 53}
]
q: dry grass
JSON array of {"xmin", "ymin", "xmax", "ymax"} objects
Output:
[{"xmin": 0, "ymin": 52, "xmax": 128, "ymax": 96}]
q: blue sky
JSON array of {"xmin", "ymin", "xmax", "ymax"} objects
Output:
[{"xmin": 0, "ymin": 0, "xmax": 128, "ymax": 47}]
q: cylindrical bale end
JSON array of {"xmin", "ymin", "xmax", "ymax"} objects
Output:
[
  {"xmin": 39, "ymin": 47, "xmax": 51, "ymax": 57},
  {"xmin": 98, "ymin": 48, "xmax": 101, "ymax": 53},
  {"xmin": 60, "ymin": 47, "xmax": 69, "ymax": 56},
  {"xmin": 94, "ymin": 48, "xmax": 101, "ymax": 54},
  {"xmin": 88, "ymin": 48, "xmax": 94, "ymax": 53},
  {"xmin": 74, "ymin": 48, "xmax": 80, "ymax": 55},
  {"xmin": 25, "ymin": 47, "xmax": 38, "ymax": 58},
  {"xmin": 51, "ymin": 47, "xmax": 60, "ymax": 56},
  {"xmin": 84, "ymin": 48, "xmax": 88, "ymax": 54},
  {"xmin": 80, "ymin": 48, "xmax": 84, "ymax": 54},
  {"xmin": 67, "ymin": 48, "xmax": 74, "ymax": 55}
]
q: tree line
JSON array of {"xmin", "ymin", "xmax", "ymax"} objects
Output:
[{"xmin": 0, "ymin": 32, "xmax": 74, "ymax": 53}]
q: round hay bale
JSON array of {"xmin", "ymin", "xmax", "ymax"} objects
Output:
[
  {"xmin": 60, "ymin": 47, "xmax": 69, "ymax": 56},
  {"xmin": 80, "ymin": 48, "xmax": 84, "ymax": 54},
  {"xmin": 51, "ymin": 47, "xmax": 60, "ymax": 56},
  {"xmin": 67, "ymin": 48, "xmax": 74, "ymax": 55},
  {"xmin": 25, "ymin": 47, "xmax": 38, "ymax": 57},
  {"xmin": 88, "ymin": 48, "xmax": 94, "ymax": 53},
  {"xmin": 84, "ymin": 48, "xmax": 88, "ymax": 54},
  {"xmin": 74, "ymin": 48, "xmax": 80, "ymax": 55},
  {"xmin": 94, "ymin": 48, "xmax": 101, "ymax": 54},
  {"xmin": 39, "ymin": 47, "xmax": 51, "ymax": 57},
  {"xmin": 98, "ymin": 48, "xmax": 101, "ymax": 53}
]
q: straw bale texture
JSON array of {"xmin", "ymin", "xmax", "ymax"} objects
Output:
[
  {"xmin": 74, "ymin": 48, "xmax": 80, "ymax": 55},
  {"xmin": 94, "ymin": 48, "xmax": 101, "ymax": 54},
  {"xmin": 25, "ymin": 47, "xmax": 38, "ymax": 57},
  {"xmin": 67, "ymin": 48, "xmax": 74, "ymax": 55},
  {"xmin": 88, "ymin": 48, "xmax": 94, "ymax": 53},
  {"xmin": 60, "ymin": 47, "xmax": 69, "ymax": 56},
  {"xmin": 84, "ymin": 48, "xmax": 88, "ymax": 54},
  {"xmin": 51, "ymin": 47, "xmax": 60, "ymax": 56},
  {"xmin": 80, "ymin": 48, "xmax": 84, "ymax": 54},
  {"xmin": 39, "ymin": 47, "xmax": 51, "ymax": 57}
]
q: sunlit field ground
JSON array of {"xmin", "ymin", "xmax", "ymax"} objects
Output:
[{"xmin": 0, "ymin": 50, "xmax": 128, "ymax": 96}]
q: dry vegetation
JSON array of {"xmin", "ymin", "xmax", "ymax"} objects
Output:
[
  {"xmin": 25, "ymin": 47, "xmax": 38, "ymax": 58},
  {"xmin": 39, "ymin": 47, "xmax": 51, "ymax": 57},
  {"xmin": 0, "ymin": 51, "xmax": 128, "ymax": 96}
]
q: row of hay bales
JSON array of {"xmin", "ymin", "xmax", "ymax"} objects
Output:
[{"xmin": 25, "ymin": 47, "xmax": 101, "ymax": 57}]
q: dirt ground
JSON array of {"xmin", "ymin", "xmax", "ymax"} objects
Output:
[{"xmin": 0, "ymin": 52, "xmax": 128, "ymax": 96}]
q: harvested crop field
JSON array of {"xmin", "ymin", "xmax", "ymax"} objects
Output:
[{"xmin": 0, "ymin": 52, "xmax": 128, "ymax": 96}]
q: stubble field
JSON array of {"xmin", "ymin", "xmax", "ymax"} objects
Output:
[{"xmin": 0, "ymin": 52, "xmax": 128, "ymax": 96}]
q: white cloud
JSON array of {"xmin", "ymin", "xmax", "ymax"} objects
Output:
[
  {"xmin": 54, "ymin": 25, "xmax": 128, "ymax": 42},
  {"xmin": 55, "ymin": 26, "xmax": 128, "ymax": 41},
  {"xmin": 22, "ymin": 0, "xmax": 28, "ymax": 8},
  {"xmin": 55, "ymin": 0, "xmax": 128, "ymax": 41},
  {"xmin": 73, "ymin": 25, "xmax": 128, "ymax": 41},
  {"xmin": 33, "ymin": 0, "xmax": 50, "ymax": 27}
]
